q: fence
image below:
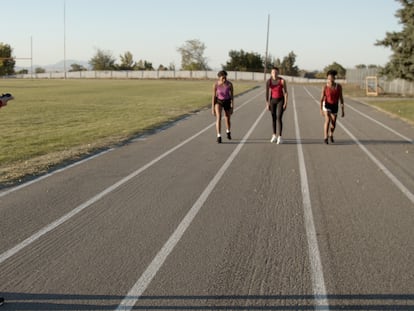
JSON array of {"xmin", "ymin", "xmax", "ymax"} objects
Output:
[
  {"xmin": 346, "ymin": 68, "xmax": 414, "ymax": 96},
  {"xmin": 12, "ymin": 69, "xmax": 413, "ymax": 95},
  {"xmin": 13, "ymin": 70, "xmax": 327, "ymax": 84}
]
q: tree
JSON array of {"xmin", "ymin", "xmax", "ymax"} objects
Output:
[
  {"xmin": 177, "ymin": 39, "xmax": 209, "ymax": 70},
  {"xmin": 143, "ymin": 61, "xmax": 153, "ymax": 70},
  {"xmin": 264, "ymin": 54, "xmax": 280, "ymax": 72},
  {"xmin": 16, "ymin": 69, "xmax": 29, "ymax": 74},
  {"xmin": 376, "ymin": 0, "xmax": 414, "ymax": 81},
  {"xmin": 158, "ymin": 64, "xmax": 168, "ymax": 71},
  {"xmin": 280, "ymin": 51, "xmax": 299, "ymax": 76},
  {"xmin": 273, "ymin": 58, "xmax": 282, "ymax": 69},
  {"xmin": 69, "ymin": 63, "xmax": 87, "ymax": 72},
  {"xmin": 303, "ymin": 70, "xmax": 319, "ymax": 79},
  {"xmin": 135, "ymin": 60, "xmax": 153, "ymax": 71},
  {"xmin": 35, "ymin": 67, "xmax": 46, "ymax": 74},
  {"xmin": 89, "ymin": 49, "xmax": 116, "ymax": 70},
  {"xmin": 323, "ymin": 62, "xmax": 346, "ymax": 78},
  {"xmin": 355, "ymin": 64, "xmax": 367, "ymax": 69},
  {"xmin": 118, "ymin": 51, "xmax": 135, "ymax": 70},
  {"xmin": 223, "ymin": 50, "xmax": 264, "ymax": 72},
  {"xmin": 0, "ymin": 43, "xmax": 15, "ymax": 76},
  {"xmin": 168, "ymin": 62, "xmax": 176, "ymax": 71}
]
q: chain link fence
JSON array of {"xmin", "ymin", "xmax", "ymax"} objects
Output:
[
  {"xmin": 10, "ymin": 69, "xmax": 413, "ymax": 95},
  {"xmin": 12, "ymin": 70, "xmax": 329, "ymax": 84},
  {"xmin": 346, "ymin": 68, "xmax": 414, "ymax": 96}
]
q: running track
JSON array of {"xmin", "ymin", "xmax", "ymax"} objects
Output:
[{"xmin": 0, "ymin": 85, "xmax": 413, "ymax": 310}]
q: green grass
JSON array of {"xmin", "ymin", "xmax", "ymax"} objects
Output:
[
  {"xmin": 340, "ymin": 84, "xmax": 414, "ymax": 123},
  {"xmin": 0, "ymin": 79, "xmax": 258, "ymax": 184},
  {"xmin": 366, "ymin": 100, "xmax": 414, "ymax": 124}
]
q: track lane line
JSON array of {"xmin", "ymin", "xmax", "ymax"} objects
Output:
[
  {"xmin": 304, "ymin": 87, "xmax": 414, "ymax": 205},
  {"xmin": 0, "ymin": 149, "xmax": 114, "ymax": 198},
  {"xmin": 292, "ymin": 87, "xmax": 330, "ymax": 310},
  {"xmin": 304, "ymin": 85, "xmax": 413, "ymax": 143},
  {"xmin": 0, "ymin": 91, "xmax": 264, "ymax": 265},
  {"xmin": 346, "ymin": 103, "xmax": 413, "ymax": 144},
  {"xmin": 0, "ymin": 89, "xmax": 264, "ymax": 197},
  {"xmin": 115, "ymin": 106, "xmax": 268, "ymax": 311}
]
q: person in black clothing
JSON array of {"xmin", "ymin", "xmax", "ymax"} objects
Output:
[{"xmin": 266, "ymin": 67, "xmax": 288, "ymax": 144}]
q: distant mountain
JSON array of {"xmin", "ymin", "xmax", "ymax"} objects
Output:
[{"xmin": 15, "ymin": 60, "xmax": 91, "ymax": 73}]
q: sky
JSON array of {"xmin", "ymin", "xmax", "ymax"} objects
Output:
[{"xmin": 1, "ymin": 0, "xmax": 402, "ymax": 71}]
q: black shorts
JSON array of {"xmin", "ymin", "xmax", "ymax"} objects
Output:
[
  {"xmin": 323, "ymin": 102, "xmax": 339, "ymax": 114},
  {"xmin": 216, "ymin": 98, "xmax": 232, "ymax": 111}
]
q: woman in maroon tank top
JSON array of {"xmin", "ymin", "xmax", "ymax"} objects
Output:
[
  {"xmin": 212, "ymin": 70, "xmax": 234, "ymax": 143},
  {"xmin": 266, "ymin": 67, "xmax": 288, "ymax": 144},
  {"xmin": 320, "ymin": 70, "xmax": 344, "ymax": 144}
]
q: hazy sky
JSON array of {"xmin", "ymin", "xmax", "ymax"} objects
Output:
[{"xmin": 2, "ymin": 0, "xmax": 402, "ymax": 71}]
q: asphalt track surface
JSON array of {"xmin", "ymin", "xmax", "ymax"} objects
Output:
[{"xmin": 0, "ymin": 85, "xmax": 413, "ymax": 310}]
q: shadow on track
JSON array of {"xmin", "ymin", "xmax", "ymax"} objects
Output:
[
  {"xmin": 1, "ymin": 292, "xmax": 413, "ymax": 310},
  {"xmin": 219, "ymin": 139, "xmax": 413, "ymax": 146}
]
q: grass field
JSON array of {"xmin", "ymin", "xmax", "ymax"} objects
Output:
[
  {"xmin": 1, "ymin": 80, "xmax": 412, "ymax": 186},
  {"xmin": 362, "ymin": 99, "xmax": 414, "ymax": 124},
  {"xmin": 0, "ymin": 79, "xmax": 258, "ymax": 185},
  {"xmin": 341, "ymin": 84, "xmax": 414, "ymax": 124}
]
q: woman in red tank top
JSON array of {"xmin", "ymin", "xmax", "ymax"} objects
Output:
[
  {"xmin": 320, "ymin": 70, "xmax": 344, "ymax": 144},
  {"xmin": 266, "ymin": 67, "xmax": 288, "ymax": 144}
]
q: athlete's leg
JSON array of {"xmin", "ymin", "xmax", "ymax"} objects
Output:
[
  {"xmin": 328, "ymin": 114, "xmax": 337, "ymax": 142},
  {"xmin": 324, "ymin": 111, "xmax": 331, "ymax": 142},
  {"xmin": 215, "ymin": 104, "xmax": 222, "ymax": 136},
  {"xmin": 224, "ymin": 109, "xmax": 231, "ymax": 133},
  {"xmin": 271, "ymin": 101, "xmax": 277, "ymax": 135},
  {"xmin": 276, "ymin": 99, "xmax": 284, "ymax": 137},
  {"xmin": 329, "ymin": 114, "xmax": 337, "ymax": 135}
]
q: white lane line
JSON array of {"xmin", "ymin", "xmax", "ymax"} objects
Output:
[
  {"xmin": 292, "ymin": 87, "xmax": 330, "ymax": 310},
  {"xmin": 0, "ymin": 91, "xmax": 263, "ymax": 265},
  {"xmin": 0, "ymin": 149, "xmax": 114, "ymax": 198},
  {"xmin": 115, "ymin": 108, "xmax": 268, "ymax": 311},
  {"xmin": 304, "ymin": 87, "xmax": 414, "ymax": 205},
  {"xmin": 304, "ymin": 86, "xmax": 413, "ymax": 143},
  {"xmin": 0, "ymin": 91, "xmax": 264, "ymax": 265},
  {"xmin": 0, "ymin": 131, "xmax": 209, "ymax": 265},
  {"xmin": 0, "ymin": 89, "xmax": 263, "ymax": 198},
  {"xmin": 346, "ymin": 104, "xmax": 413, "ymax": 144}
]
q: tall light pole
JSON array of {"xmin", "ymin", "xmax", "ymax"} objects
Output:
[
  {"xmin": 30, "ymin": 36, "xmax": 33, "ymax": 79},
  {"xmin": 264, "ymin": 14, "xmax": 270, "ymax": 81},
  {"xmin": 63, "ymin": 0, "xmax": 67, "ymax": 79}
]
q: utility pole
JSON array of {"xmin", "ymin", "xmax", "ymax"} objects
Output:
[
  {"xmin": 264, "ymin": 14, "xmax": 270, "ymax": 81},
  {"xmin": 63, "ymin": 0, "xmax": 67, "ymax": 79},
  {"xmin": 31, "ymin": 36, "xmax": 33, "ymax": 79}
]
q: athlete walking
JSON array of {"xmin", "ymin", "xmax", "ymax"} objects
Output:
[
  {"xmin": 212, "ymin": 70, "xmax": 234, "ymax": 143},
  {"xmin": 320, "ymin": 70, "xmax": 344, "ymax": 144},
  {"xmin": 266, "ymin": 67, "xmax": 288, "ymax": 144}
]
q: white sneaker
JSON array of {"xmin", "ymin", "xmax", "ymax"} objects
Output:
[
  {"xmin": 270, "ymin": 135, "xmax": 277, "ymax": 143},
  {"xmin": 277, "ymin": 136, "xmax": 283, "ymax": 144}
]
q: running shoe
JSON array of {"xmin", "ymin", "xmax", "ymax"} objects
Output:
[
  {"xmin": 277, "ymin": 136, "xmax": 283, "ymax": 144},
  {"xmin": 217, "ymin": 136, "xmax": 222, "ymax": 144},
  {"xmin": 270, "ymin": 135, "xmax": 277, "ymax": 143},
  {"xmin": 324, "ymin": 138, "xmax": 329, "ymax": 144},
  {"xmin": 0, "ymin": 93, "xmax": 14, "ymax": 108},
  {"xmin": 0, "ymin": 297, "xmax": 4, "ymax": 306},
  {"xmin": 227, "ymin": 132, "xmax": 232, "ymax": 140},
  {"xmin": 329, "ymin": 136, "xmax": 334, "ymax": 143}
]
